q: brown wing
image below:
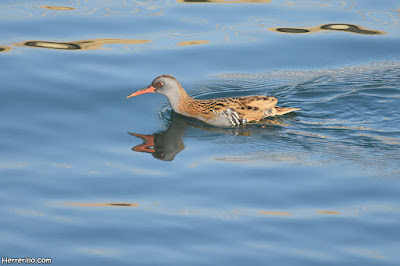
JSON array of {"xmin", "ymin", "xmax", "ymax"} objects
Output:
[
  {"xmin": 228, "ymin": 96, "xmax": 278, "ymax": 121},
  {"xmin": 183, "ymin": 96, "xmax": 278, "ymax": 122},
  {"xmin": 236, "ymin": 96, "xmax": 278, "ymax": 108}
]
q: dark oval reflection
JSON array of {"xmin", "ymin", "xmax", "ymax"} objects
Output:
[
  {"xmin": 320, "ymin": 24, "xmax": 384, "ymax": 35},
  {"xmin": 16, "ymin": 39, "xmax": 151, "ymax": 51},
  {"xmin": 23, "ymin": 41, "xmax": 81, "ymax": 50},
  {"xmin": 276, "ymin": 28, "xmax": 310, "ymax": 34},
  {"xmin": 269, "ymin": 23, "xmax": 385, "ymax": 35},
  {"xmin": 0, "ymin": 46, "xmax": 12, "ymax": 53}
]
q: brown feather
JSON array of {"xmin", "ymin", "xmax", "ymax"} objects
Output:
[
  {"xmin": 274, "ymin": 106, "xmax": 301, "ymax": 116},
  {"xmin": 179, "ymin": 95, "xmax": 285, "ymax": 122}
]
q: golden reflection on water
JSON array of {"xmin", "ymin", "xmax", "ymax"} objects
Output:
[
  {"xmin": 316, "ymin": 210, "xmax": 341, "ymax": 215},
  {"xmin": 177, "ymin": 40, "xmax": 210, "ymax": 46},
  {"xmin": 0, "ymin": 46, "xmax": 12, "ymax": 53},
  {"xmin": 66, "ymin": 203, "xmax": 140, "ymax": 207},
  {"xmin": 177, "ymin": 0, "xmax": 271, "ymax": 3},
  {"xmin": 15, "ymin": 39, "xmax": 151, "ymax": 51},
  {"xmin": 40, "ymin": 6, "xmax": 76, "ymax": 11},
  {"xmin": 269, "ymin": 23, "xmax": 385, "ymax": 35},
  {"xmin": 3, "ymin": 0, "xmax": 398, "ymax": 32}
]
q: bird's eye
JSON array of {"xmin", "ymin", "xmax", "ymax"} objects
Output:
[{"xmin": 158, "ymin": 82, "xmax": 164, "ymax": 87}]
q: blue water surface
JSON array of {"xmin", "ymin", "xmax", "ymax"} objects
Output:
[{"xmin": 1, "ymin": 0, "xmax": 400, "ymax": 265}]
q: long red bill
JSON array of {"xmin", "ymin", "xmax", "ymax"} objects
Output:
[{"xmin": 126, "ymin": 86, "xmax": 156, "ymax": 98}]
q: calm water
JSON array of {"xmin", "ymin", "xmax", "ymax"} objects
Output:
[{"xmin": 1, "ymin": 0, "xmax": 400, "ymax": 265}]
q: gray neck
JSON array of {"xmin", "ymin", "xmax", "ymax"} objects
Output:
[{"xmin": 164, "ymin": 88, "xmax": 182, "ymax": 113}]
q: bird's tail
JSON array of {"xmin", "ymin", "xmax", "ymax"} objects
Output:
[{"xmin": 274, "ymin": 106, "xmax": 301, "ymax": 116}]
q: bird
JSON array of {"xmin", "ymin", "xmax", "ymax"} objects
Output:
[{"xmin": 127, "ymin": 75, "xmax": 300, "ymax": 128}]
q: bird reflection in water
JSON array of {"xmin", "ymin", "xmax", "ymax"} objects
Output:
[
  {"xmin": 129, "ymin": 111, "xmax": 289, "ymax": 161},
  {"xmin": 129, "ymin": 113, "xmax": 186, "ymax": 161}
]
